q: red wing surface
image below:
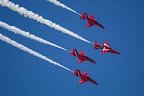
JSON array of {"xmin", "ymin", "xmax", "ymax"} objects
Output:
[
  {"xmin": 79, "ymin": 50, "xmax": 85, "ymax": 56},
  {"xmin": 79, "ymin": 71, "xmax": 88, "ymax": 84},
  {"xmin": 70, "ymin": 50, "xmax": 74, "ymax": 56},
  {"xmin": 90, "ymin": 14, "xmax": 94, "ymax": 20},
  {"xmin": 83, "ymin": 71, "xmax": 87, "ymax": 76},
  {"xmin": 78, "ymin": 59, "xmax": 83, "ymax": 63},
  {"xmin": 79, "ymin": 79, "xmax": 86, "ymax": 84},
  {"xmin": 86, "ymin": 22, "xmax": 93, "ymax": 28}
]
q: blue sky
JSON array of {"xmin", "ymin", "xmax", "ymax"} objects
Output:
[{"xmin": 0, "ymin": 0, "xmax": 144, "ymax": 96}]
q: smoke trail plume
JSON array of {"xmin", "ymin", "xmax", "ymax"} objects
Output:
[
  {"xmin": 47, "ymin": 0, "xmax": 80, "ymax": 16},
  {"xmin": 0, "ymin": 33, "xmax": 73, "ymax": 72},
  {"xmin": 0, "ymin": 0, "xmax": 92, "ymax": 44},
  {"xmin": 0, "ymin": 21, "xmax": 68, "ymax": 52}
]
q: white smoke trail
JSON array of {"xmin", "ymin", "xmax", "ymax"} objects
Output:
[
  {"xmin": 0, "ymin": 33, "xmax": 73, "ymax": 73},
  {"xmin": 47, "ymin": 0, "xmax": 81, "ymax": 16},
  {"xmin": 0, "ymin": 0, "xmax": 92, "ymax": 44},
  {"xmin": 0, "ymin": 21, "xmax": 68, "ymax": 52}
]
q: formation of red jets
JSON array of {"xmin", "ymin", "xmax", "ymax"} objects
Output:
[{"xmin": 71, "ymin": 12, "xmax": 120, "ymax": 85}]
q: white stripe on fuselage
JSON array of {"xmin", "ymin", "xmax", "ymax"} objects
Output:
[
  {"xmin": 84, "ymin": 15, "xmax": 88, "ymax": 20},
  {"xmin": 74, "ymin": 51, "xmax": 78, "ymax": 56}
]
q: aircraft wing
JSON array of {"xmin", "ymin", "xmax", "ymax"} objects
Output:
[
  {"xmin": 102, "ymin": 47, "xmax": 109, "ymax": 54},
  {"xmin": 83, "ymin": 71, "xmax": 87, "ymax": 76},
  {"xmin": 104, "ymin": 40, "xmax": 110, "ymax": 48},
  {"xmin": 86, "ymin": 22, "xmax": 93, "ymax": 28},
  {"xmin": 90, "ymin": 14, "xmax": 94, "ymax": 20},
  {"xmin": 79, "ymin": 50, "xmax": 85, "ymax": 56},
  {"xmin": 78, "ymin": 58, "xmax": 83, "ymax": 63},
  {"xmin": 79, "ymin": 79, "xmax": 86, "ymax": 84}
]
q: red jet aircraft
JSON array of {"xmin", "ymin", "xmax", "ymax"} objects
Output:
[
  {"xmin": 73, "ymin": 69, "xmax": 98, "ymax": 85},
  {"xmin": 94, "ymin": 40, "xmax": 120, "ymax": 54},
  {"xmin": 70, "ymin": 48, "xmax": 96, "ymax": 64},
  {"xmin": 80, "ymin": 12, "xmax": 105, "ymax": 29}
]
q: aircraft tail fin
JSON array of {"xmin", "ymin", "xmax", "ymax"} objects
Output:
[
  {"xmin": 70, "ymin": 48, "xmax": 78, "ymax": 56},
  {"xmin": 70, "ymin": 50, "xmax": 74, "ymax": 56},
  {"xmin": 80, "ymin": 12, "xmax": 88, "ymax": 20},
  {"xmin": 73, "ymin": 69, "xmax": 77, "ymax": 76},
  {"xmin": 94, "ymin": 41, "xmax": 97, "ymax": 49},
  {"xmin": 73, "ymin": 69, "xmax": 80, "ymax": 76},
  {"xmin": 94, "ymin": 41, "xmax": 103, "ymax": 49}
]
